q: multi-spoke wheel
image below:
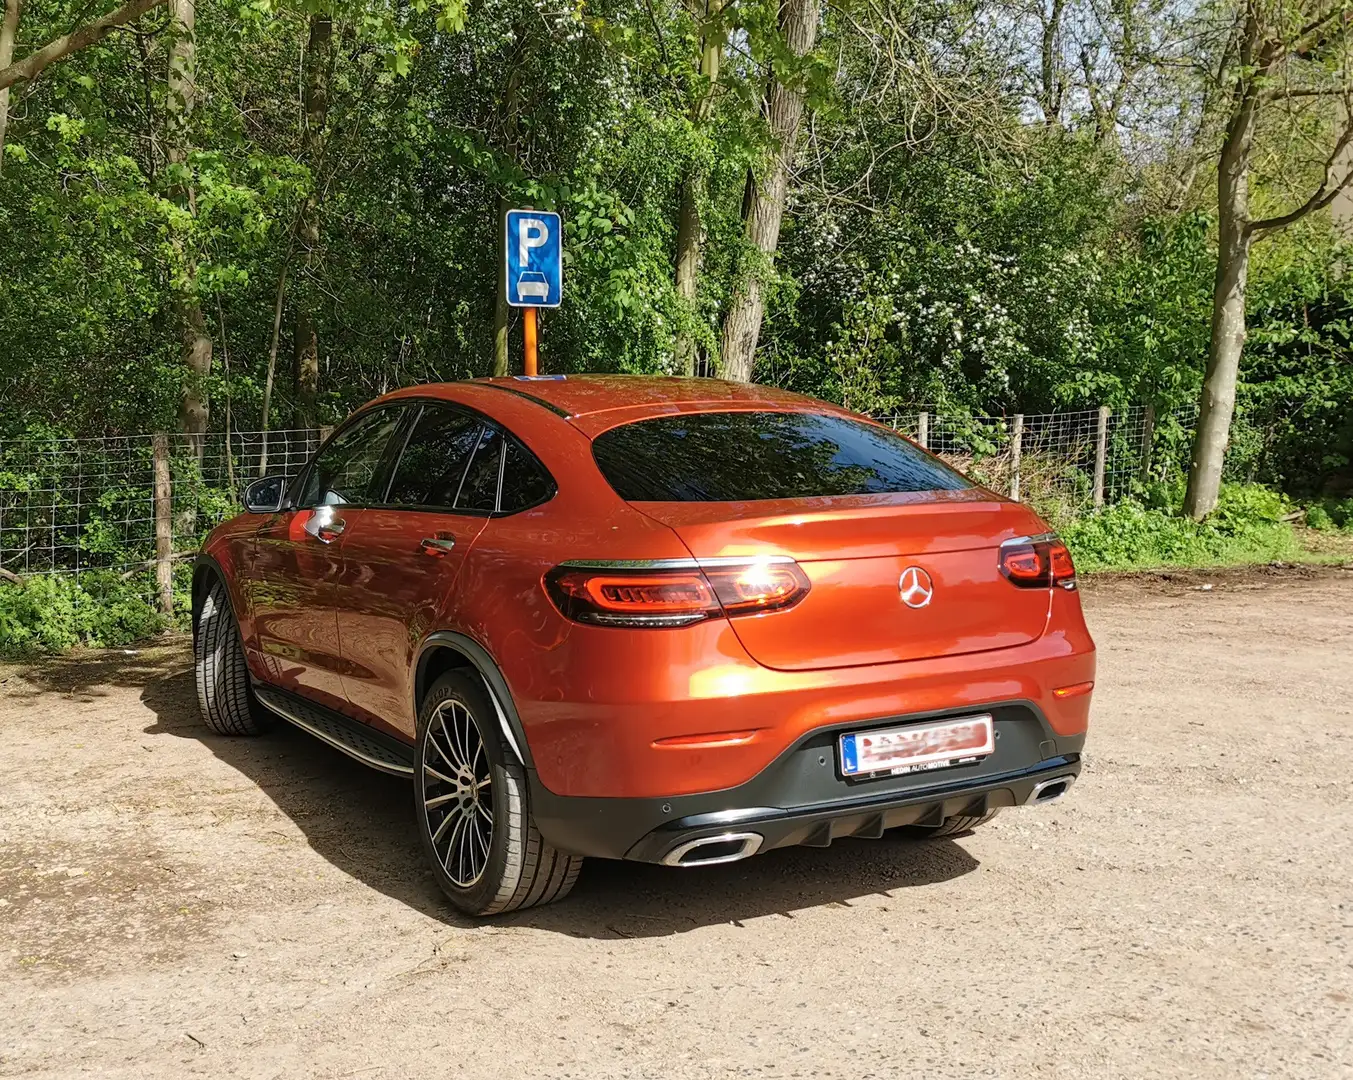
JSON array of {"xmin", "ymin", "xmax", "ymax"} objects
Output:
[
  {"xmin": 422, "ymin": 699, "xmax": 495, "ymax": 889},
  {"xmin": 414, "ymin": 670, "xmax": 583, "ymax": 916}
]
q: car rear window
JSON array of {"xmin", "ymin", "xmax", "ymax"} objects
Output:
[{"xmin": 591, "ymin": 411, "xmax": 971, "ymax": 501}]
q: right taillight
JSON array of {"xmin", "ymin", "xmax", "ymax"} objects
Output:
[
  {"xmin": 545, "ymin": 558, "xmax": 811, "ymax": 628},
  {"xmin": 999, "ymin": 535, "xmax": 1077, "ymax": 590}
]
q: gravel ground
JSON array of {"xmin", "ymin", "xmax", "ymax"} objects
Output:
[{"xmin": 2, "ymin": 566, "xmax": 1351, "ymax": 1079}]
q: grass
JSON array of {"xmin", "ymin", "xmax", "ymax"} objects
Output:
[{"xmin": 1061, "ymin": 483, "xmax": 1353, "ymax": 573}]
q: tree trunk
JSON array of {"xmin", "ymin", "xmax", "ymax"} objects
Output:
[
  {"xmin": 259, "ymin": 253, "xmax": 289, "ymax": 475},
  {"xmin": 493, "ymin": 193, "xmax": 510, "ymax": 376},
  {"xmin": 167, "ymin": 0, "xmax": 211, "ymax": 460},
  {"xmin": 673, "ymin": 0, "xmax": 724, "ymax": 375},
  {"xmin": 1039, "ymin": 0, "xmax": 1066, "ymax": 126},
  {"xmin": 718, "ymin": 0, "xmax": 818, "ymax": 383},
  {"xmin": 0, "ymin": 0, "xmax": 20, "ymax": 171},
  {"xmin": 292, "ymin": 13, "xmax": 331, "ymax": 429},
  {"xmin": 673, "ymin": 180, "xmax": 703, "ymax": 376},
  {"xmin": 492, "ymin": 50, "xmax": 524, "ymax": 377},
  {"xmin": 1183, "ymin": 74, "xmax": 1258, "ymax": 520}
]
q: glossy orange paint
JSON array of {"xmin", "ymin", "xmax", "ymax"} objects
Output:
[{"xmin": 202, "ymin": 375, "xmax": 1095, "ymax": 801}]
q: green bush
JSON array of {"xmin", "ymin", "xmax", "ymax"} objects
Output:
[
  {"xmin": 0, "ymin": 571, "xmax": 167, "ymax": 656},
  {"xmin": 1304, "ymin": 497, "xmax": 1353, "ymax": 532},
  {"xmin": 1063, "ymin": 483, "xmax": 1303, "ymax": 572},
  {"xmin": 1305, "ymin": 504, "xmax": 1336, "ymax": 531}
]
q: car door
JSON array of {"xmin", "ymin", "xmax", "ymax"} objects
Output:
[
  {"xmin": 332, "ymin": 404, "xmax": 498, "ymax": 739},
  {"xmin": 245, "ymin": 406, "xmax": 405, "ymax": 712}
]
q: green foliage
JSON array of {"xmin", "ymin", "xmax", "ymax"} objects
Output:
[
  {"xmin": 0, "ymin": 573, "xmax": 168, "ymax": 656},
  {"xmin": 1062, "ymin": 484, "xmax": 1302, "ymax": 572},
  {"xmin": 1305, "ymin": 503, "xmax": 1336, "ymax": 531},
  {"xmin": 1304, "ymin": 498, "xmax": 1353, "ymax": 531}
]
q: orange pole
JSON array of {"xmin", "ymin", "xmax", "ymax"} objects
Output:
[{"xmin": 523, "ymin": 306, "xmax": 538, "ymax": 376}]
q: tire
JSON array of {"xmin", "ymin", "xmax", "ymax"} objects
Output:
[
  {"xmin": 193, "ymin": 577, "xmax": 270, "ymax": 736},
  {"xmin": 415, "ymin": 671, "xmax": 582, "ymax": 916},
  {"xmin": 907, "ymin": 808, "xmax": 1001, "ymax": 838}
]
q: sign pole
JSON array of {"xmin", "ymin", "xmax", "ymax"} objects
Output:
[{"xmin": 523, "ymin": 307, "xmax": 538, "ymax": 376}]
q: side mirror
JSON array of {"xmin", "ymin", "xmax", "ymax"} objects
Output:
[{"xmin": 244, "ymin": 474, "xmax": 288, "ymax": 514}]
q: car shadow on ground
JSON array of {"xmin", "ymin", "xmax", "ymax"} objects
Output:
[{"xmin": 140, "ymin": 667, "xmax": 980, "ymax": 938}]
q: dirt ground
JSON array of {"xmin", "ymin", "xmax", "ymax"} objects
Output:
[{"xmin": 2, "ymin": 567, "xmax": 1352, "ymax": 1079}]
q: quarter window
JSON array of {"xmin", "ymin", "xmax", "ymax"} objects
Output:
[{"xmin": 500, "ymin": 436, "xmax": 553, "ymax": 512}]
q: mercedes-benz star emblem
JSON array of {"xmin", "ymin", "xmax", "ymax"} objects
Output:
[{"xmin": 898, "ymin": 566, "xmax": 934, "ymax": 609}]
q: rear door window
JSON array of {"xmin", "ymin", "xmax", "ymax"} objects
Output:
[
  {"xmin": 591, "ymin": 411, "xmax": 972, "ymax": 501},
  {"xmin": 456, "ymin": 427, "xmax": 503, "ymax": 513},
  {"xmin": 385, "ymin": 406, "xmax": 484, "ymax": 509}
]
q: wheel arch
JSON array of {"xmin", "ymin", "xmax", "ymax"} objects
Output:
[{"xmin": 414, "ymin": 632, "xmax": 534, "ymax": 769}]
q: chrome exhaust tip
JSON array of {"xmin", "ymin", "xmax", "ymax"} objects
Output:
[
  {"xmin": 661, "ymin": 832, "xmax": 763, "ymax": 867},
  {"xmin": 1027, "ymin": 775, "xmax": 1076, "ymax": 805}
]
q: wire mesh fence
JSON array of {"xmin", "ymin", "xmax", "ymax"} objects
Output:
[
  {"xmin": 0, "ymin": 430, "xmax": 322, "ymax": 581},
  {"xmin": 877, "ymin": 403, "xmax": 1200, "ymax": 524},
  {"xmin": 1, "ymin": 405, "xmax": 1200, "ymax": 590}
]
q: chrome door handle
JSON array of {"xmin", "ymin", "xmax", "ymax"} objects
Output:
[
  {"xmin": 420, "ymin": 536, "xmax": 456, "ymax": 557},
  {"xmin": 315, "ymin": 519, "xmax": 345, "ymax": 543},
  {"xmin": 304, "ymin": 506, "xmax": 346, "ymax": 544}
]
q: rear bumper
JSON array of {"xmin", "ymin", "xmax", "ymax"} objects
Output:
[{"xmin": 529, "ymin": 699, "xmax": 1084, "ymax": 862}]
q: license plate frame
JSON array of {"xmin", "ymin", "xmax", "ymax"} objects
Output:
[{"xmin": 838, "ymin": 714, "xmax": 995, "ymax": 778}]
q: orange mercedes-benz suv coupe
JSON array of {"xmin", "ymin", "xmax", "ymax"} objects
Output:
[{"xmin": 193, "ymin": 376, "xmax": 1095, "ymax": 915}]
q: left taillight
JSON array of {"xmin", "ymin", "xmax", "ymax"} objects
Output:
[
  {"xmin": 999, "ymin": 535, "xmax": 1077, "ymax": 590},
  {"xmin": 545, "ymin": 559, "xmax": 811, "ymax": 628}
]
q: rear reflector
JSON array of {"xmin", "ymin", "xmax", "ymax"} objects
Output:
[
  {"xmin": 1052, "ymin": 680, "xmax": 1095, "ymax": 699},
  {"xmin": 545, "ymin": 559, "xmax": 810, "ymax": 628},
  {"xmin": 999, "ymin": 535, "xmax": 1077, "ymax": 590},
  {"xmin": 652, "ymin": 729, "xmax": 762, "ymax": 748}
]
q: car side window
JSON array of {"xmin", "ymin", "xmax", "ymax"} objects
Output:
[
  {"xmin": 500, "ymin": 435, "xmax": 553, "ymax": 512},
  {"xmin": 296, "ymin": 409, "xmax": 402, "ymax": 508},
  {"xmin": 457, "ymin": 427, "xmax": 503, "ymax": 513},
  {"xmin": 385, "ymin": 406, "xmax": 484, "ymax": 509}
]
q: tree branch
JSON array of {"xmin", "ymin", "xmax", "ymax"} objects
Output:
[
  {"xmin": 1260, "ymin": 85, "xmax": 1351, "ymax": 102},
  {"xmin": 0, "ymin": 0, "xmax": 163, "ymax": 92},
  {"xmin": 1248, "ymin": 114, "xmax": 1353, "ymax": 234}
]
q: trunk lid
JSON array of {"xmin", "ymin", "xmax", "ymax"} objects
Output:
[{"xmin": 636, "ymin": 492, "xmax": 1052, "ymax": 671}]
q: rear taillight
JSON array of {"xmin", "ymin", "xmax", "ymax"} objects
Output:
[
  {"xmin": 999, "ymin": 535, "xmax": 1077, "ymax": 590},
  {"xmin": 545, "ymin": 559, "xmax": 811, "ymax": 628}
]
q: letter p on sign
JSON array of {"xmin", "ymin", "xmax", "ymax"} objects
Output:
[{"xmin": 504, "ymin": 209, "xmax": 562, "ymax": 308}]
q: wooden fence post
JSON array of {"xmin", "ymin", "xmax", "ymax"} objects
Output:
[
  {"xmin": 1009, "ymin": 413, "xmax": 1024, "ymax": 501},
  {"xmin": 917, "ymin": 411, "xmax": 929, "ymax": 450},
  {"xmin": 319, "ymin": 425, "xmax": 333, "ymax": 443},
  {"xmin": 1093, "ymin": 406, "xmax": 1110, "ymax": 508},
  {"xmin": 1139, "ymin": 403, "xmax": 1156, "ymax": 485},
  {"xmin": 152, "ymin": 434, "xmax": 173, "ymax": 615}
]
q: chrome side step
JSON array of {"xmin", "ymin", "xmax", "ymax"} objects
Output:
[{"xmin": 253, "ymin": 686, "xmax": 415, "ymax": 777}]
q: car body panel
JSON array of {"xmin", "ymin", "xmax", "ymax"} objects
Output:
[
  {"xmin": 634, "ymin": 495, "xmax": 1055, "ymax": 671},
  {"xmin": 333, "ymin": 506, "xmax": 491, "ymax": 740},
  {"xmin": 240, "ymin": 508, "xmax": 350, "ymax": 710}
]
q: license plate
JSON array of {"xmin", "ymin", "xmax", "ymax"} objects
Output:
[{"xmin": 839, "ymin": 714, "xmax": 994, "ymax": 777}]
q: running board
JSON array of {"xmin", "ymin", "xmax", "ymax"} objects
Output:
[{"xmin": 253, "ymin": 686, "xmax": 416, "ymax": 777}]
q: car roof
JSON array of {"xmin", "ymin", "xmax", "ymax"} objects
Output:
[
  {"xmin": 480, "ymin": 373, "xmax": 846, "ymax": 430},
  {"xmin": 371, "ymin": 375, "xmax": 847, "ymax": 439}
]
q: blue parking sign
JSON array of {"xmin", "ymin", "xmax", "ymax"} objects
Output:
[{"xmin": 504, "ymin": 209, "xmax": 562, "ymax": 308}]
